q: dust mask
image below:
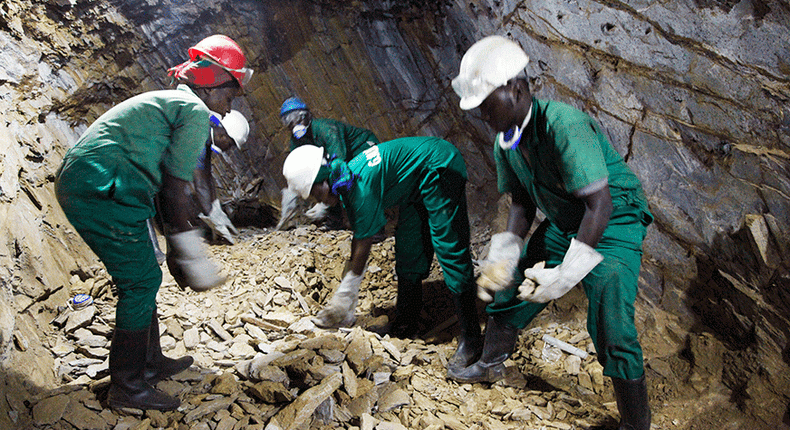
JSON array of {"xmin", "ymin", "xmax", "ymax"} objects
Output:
[
  {"xmin": 498, "ymin": 105, "xmax": 533, "ymax": 150},
  {"xmin": 292, "ymin": 124, "xmax": 308, "ymax": 139},
  {"xmin": 293, "ymin": 124, "xmax": 307, "ymax": 139}
]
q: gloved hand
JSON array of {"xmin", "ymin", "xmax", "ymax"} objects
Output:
[
  {"xmin": 166, "ymin": 229, "xmax": 226, "ymax": 292},
  {"xmin": 198, "ymin": 199, "xmax": 238, "ymax": 244},
  {"xmin": 476, "ymin": 232, "xmax": 524, "ymax": 302},
  {"xmin": 518, "ymin": 238, "xmax": 603, "ymax": 303},
  {"xmin": 312, "ymin": 270, "xmax": 364, "ymax": 328},
  {"xmin": 305, "ymin": 202, "xmax": 329, "ymax": 221},
  {"xmin": 275, "ymin": 188, "xmax": 300, "ymax": 230}
]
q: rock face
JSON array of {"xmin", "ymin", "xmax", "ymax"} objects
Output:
[{"xmin": 0, "ymin": 0, "xmax": 788, "ymax": 428}]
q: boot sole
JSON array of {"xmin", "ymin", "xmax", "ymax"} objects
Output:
[
  {"xmin": 108, "ymin": 397, "xmax": 180, "ymax": 412},
  {"xmin": 446, "ymin": 363, "xmax": 506, "ymax": 384}
]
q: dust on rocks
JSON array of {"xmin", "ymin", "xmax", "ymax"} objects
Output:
[{"xmin": 29, "ymin": 225, "xmax": 687, "ymax": 429}]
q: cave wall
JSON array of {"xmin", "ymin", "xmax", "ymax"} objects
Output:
[{"xmin": 0, "ymin": 0, "xmax": 788, "ymax": 425}]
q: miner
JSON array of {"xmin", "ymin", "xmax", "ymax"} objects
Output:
[
  {"xmin": 449, "ymin": 35, "xmax": 653, "ymax": 430},
  {"xmin": 282, "ymin": 138, "xmax": 483, "ymax": 377},
  {"xmin": 192, "ymin": 108, "xmax": 249, "ymax": 244},
  {"xmin": 147, "ymin": 108, "xmax": 248, "ymax": 262},
  {"xmin": 55, "ymin": 34, "xmax": 252, "ymax": 411},
  {"xmin": 276, "ymin": 96, "xmax": 379, "ymax": 230}
]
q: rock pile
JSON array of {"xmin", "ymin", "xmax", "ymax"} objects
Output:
[{"xmin": 25, "ymin": 225, "xmax": 664, "ymax": 429}]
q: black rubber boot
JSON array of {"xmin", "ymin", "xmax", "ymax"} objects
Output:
[
  {"xmin": 390, "ymin": 277, "xmax": 423, "ymax": 338},
  {"xmin": 612, "ymin": 375, "xmax": 651, "ymax": 430},
  {"xmin": 374, "ymin": 278, "xmax": 422, "ymax": 338},
  {"xmin": 107, "ymin": 327, "xmax": 180, "ymax": 411},
  {"xmin": 144, "ymin": 308, "xmax": 193, "ymax": 384},
  {"xmin": 446, "ymin": 288, "xmax": 483, "ymax": 374},
  {"xmin": 447, "ymin": 316, "xmax": 518, "ymax": 383}
]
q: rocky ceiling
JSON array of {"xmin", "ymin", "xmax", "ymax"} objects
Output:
[{"xmin": 0, "ymin": 0, "xmax": 789, "ymax": 428}]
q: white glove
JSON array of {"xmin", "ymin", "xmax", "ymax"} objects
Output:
[
  {"xmin": 476, "ymin": 232, "xmax": 524, "ymax": 302},
  {"xmin": 275, "ymin": 188, "xmax": 300, "ymax": 230},
  {"xmin": 166, "ymin": 229, "xmax": 226, "ymax": 292},
  {"xmin": 198, "ymin": 199, "xmax": 238, "ymax": 244},
  {"xmin": 312, "ymin": 270, "xmax": 364, "ymax": 328},
  {"xmin": 518, "ymin": 238, "xmax": 603, "ymax": 303},
  {"xmin": 305, "ymin": 202, "xmax": 329, "ymax": 221}
]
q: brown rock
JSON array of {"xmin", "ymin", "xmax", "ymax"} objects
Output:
[
  {"xmin": 250, "ymin": 364, "xmax": 290, "ymax": 386},
  {"xmin": 32, "ymin": 394, "xmax": 69, "ymax": 426},
  {"xmin": 216, "ymin": 415, "xmax": 238, "ymax": 430},
  {"xmin": 345, "ymin": 379, "xmax": 378, "ymax": 418},
  {"xmin": 436, "ymin": 412, "xmax": 467, "ymax": 430},
  {"xmin": 345, "ymin": 328, "xmax": 373, "ymax": 374},
  {"xmin": 211, "ymin": 373, "xmax": 241, "ymax": 395},
  {"xmin": 299, "ymin": 334, "xmax": 344, "ymax": 351},
  {"xmin": 145, "ymin": 410, "xmax": 168, "ymax": 428},
  {"xmin": 64, "ymin": 307, "xmax": 96, "ymax": 334},
  {"xmin": 207, "ymin": 319, "xmax": 233, "ymax": 342},
  {"xmin": 376, "ymin": 383, "xmax": 410, "ymax": 412},
  {"xmin": 270, "ymin": 372, "xmax": 342, "ymax": 430},
  {"xmin": 183, "ymin": 396, "xmax": 237, "ymax": 423},
  {"xmin": 61, "ymin": 397, "xmax": 106, "ymax": 430},
  {"xmin": 249, "ymin": 381, "xmax": 294, "ymax": 403},
  {"xmin": 342, "ymin": 361, "xmax": 358, "ymax": 397}
]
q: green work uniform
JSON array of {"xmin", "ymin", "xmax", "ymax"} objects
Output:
[
  {"xmin": 55, "ymin": 85, "xmax": 210, "ymax": 331},
  {"xmin": 489, "ymin": 98, "xmax": 653, "ymax": 380},
  {"xmin": 341, "ymin": 137, "xmax": 474, "ymax": 295},
  {"xmin": 290, "ymin": 118, "xmax": 379, "ymax": 162}
]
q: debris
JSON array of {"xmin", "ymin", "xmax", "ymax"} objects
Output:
[
  {"xmin": 34, "ymin": 226, "xmax": 638, "ymax": 429},
  {"xmin": 542, "ymin": 334, "xmax": 589, "ymax": 359}
]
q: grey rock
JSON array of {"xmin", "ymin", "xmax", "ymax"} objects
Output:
[{"xmin": 64, "ymin": 307, "xmax": 96, "ymax": 334}]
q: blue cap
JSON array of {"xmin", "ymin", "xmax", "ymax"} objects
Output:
[{"xmin": 280, "ymin": 97, "xmax": 308, "ymax": 117}]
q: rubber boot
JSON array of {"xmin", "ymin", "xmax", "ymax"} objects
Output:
[
  {"xmin": 447, "ymin": 288, "xmax": 483, "ymax": 374},
  {"xmin": 144, "ymin": 308, "xmax": 193, "ymax": 384},
  {"xmin": 447, "ymin": 316, "xmax": 518, "ymax": 383},
  {"xmin": 107, "ymin": 327, "xmax": 180, "ymax": 411},
  {"xmin": 390, "ymin": 277, "xmax": 423, "ymax": 338},
  {"xmin": 612, "ymin": 375, "xmax": 651, "ymax": 430},
  {"xmin": 374, "ymin": 278, "xmax": 422, "ymax": 338}
]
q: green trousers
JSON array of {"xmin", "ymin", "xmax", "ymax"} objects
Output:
[
  {"xmin": 393, "ymin": 168, "xmax": 474, "ymax": 296},
  {"xmin": 487, "ymin": 204, "xmax": 650, "ymax": 380},
  {"xmin": 55, "ymin": 154, "xmax": 161, "ymax": 331}
]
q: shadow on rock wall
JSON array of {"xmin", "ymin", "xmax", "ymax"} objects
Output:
[{"xmin": 683, "ymin": 214, "xmax": 790, "ymax": 426}]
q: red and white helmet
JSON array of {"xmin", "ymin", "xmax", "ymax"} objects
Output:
[{"xmin": 188, "ymin": 35, "xmax": 253, "ymax": 87}]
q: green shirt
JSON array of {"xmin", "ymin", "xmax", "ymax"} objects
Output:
[
  {"xmin": 342, "ymin": 137, "xmax": 467, "ymax": 239},
  {"xmin": 290, "ymin": 118, "xmax": 379, "ymax": 162},
  {"xmin": 495, "ymin": 98, "xmax": 649, "ymax": 233},
  {"xmin": 63, "ymin": 84, "xmax": 210, "ymax": 195}
]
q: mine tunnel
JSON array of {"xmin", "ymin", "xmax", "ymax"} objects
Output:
[{"xmin": 1, "ymin": 0, "xmax": 789, "ymax": 429}]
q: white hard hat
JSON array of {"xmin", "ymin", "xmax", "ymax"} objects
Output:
[
  {"xmin": 220, "ymin": 110, "xmax": 250, "ymax": 148},
  {"xmin": 282, "ymin": 145, "xmax": 325, "ymax": 199},
  {"xmin": 452, "ymin": 36, "xmax": 530, "ymax": 110}
]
